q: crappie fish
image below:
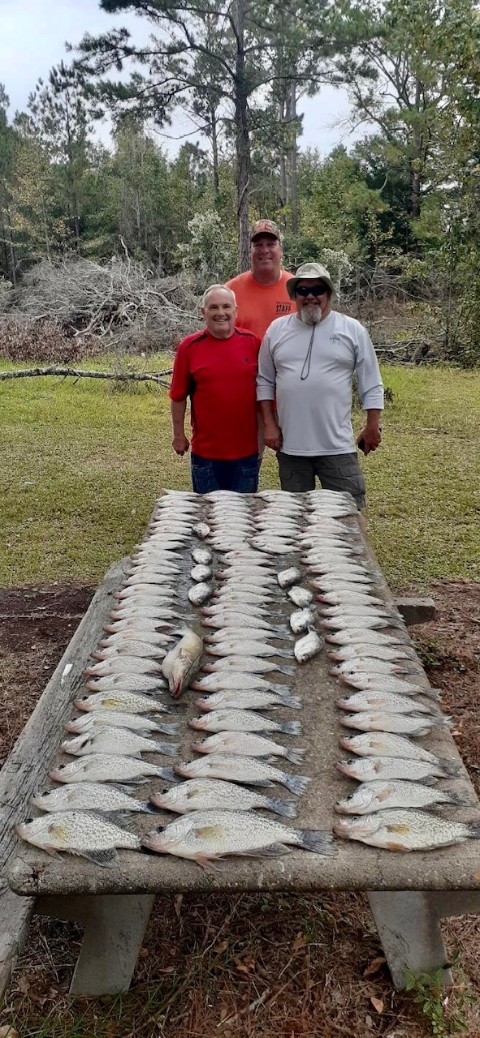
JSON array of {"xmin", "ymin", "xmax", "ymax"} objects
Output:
[
  {"xmin": 175, "ymin": 753, "xmax": 310, "ymax": 795},
  {"xmin": 75, "ymin": 690, "xmax": 171, "ymax": 714},
  {"xmin": 100, "ymin": 630, "xmax": 179, "ymax": 648},
  {"xmin": 290, "ymin": 608, "xmax": 316, "ymax": 634},
  {"xmin": 250, "ymin": 536, "xmax": 298, "ymax": 554},
  {"xmin": 336, "ymin": 690, "xmax": 439, "ymax": 715},
  {"xmin": 325, "ymin": 629, "xmax": 410, "ymax": 647},
  {"xmin": 104, "ymin": 617, "xmax": 184, "ymax": 634},
  {"xmin": 189, "ymin": 708, "xmax": 301, "ymax": 736},
  {"xmin": 16, "ymin": 811, "xmax": 140, "ymax": 866},
  {"xmin": 330, "ymin": 658, "xmax": 420, "ymax": 677},
  {"xmin": 31, "ymin": 782, "xmax": 156, "ymax": 814},
  {"xmin": 294, "ymin": 630, "xmax": 324, "ymax": 663},
  {"xmin": 203, "ymin": 602, "xmax": 276, "ymax": 618},
  {"xmin": 222, "ymin": 551, "xmax": 273, "ymax": 566},
  {"xmin": 340, "ymin": 675, "xmax": 439, "ymax": 698},
  {"xmin": 339, "ymin": 731, "xmax": 460, "ymax": 772},
  {"xmin": 192, "ymin": 547, "xmax": 212, "ymax": 565},
  {"xmin": 192, "ymin": 731, "xmax": 305, "ymax": 764},
  {"xmin": 213, "ymin": 588, "xmax": 278, "ymax": 603},
  {"xmin": 277, "ymin": 568, "xmax": 302, "ymax": 588},
  {"xmin": 339, "ymin": 711, "xmax": 450, "ymax": 737},
  {"xmin": 110, "ymin": 605, "xmax": 182, "ymax": 621},
  {"xmin": 84, "ymin": 656, "xmax": 164, "ymax": 678},
  {"xmin": 334, "ymin": 809, "xmax": 480, "ymax": 851},
  {"xmin": 194, "ymin": 689, "xmax": 301, "ymax": 711},
  {"xmin": 62, "ymin": 726, "xmax": 179, "ymax": 758},
  {"xmin": 143, "ymin": 810, "xmax": 333, "ymax": 868},
  {"xmin": 150, "ymin": 778, "xmax": 298, "ymax": 818},
  {"xmin": 205, "ymin": 626, "xmax": 290, "ymax": 644},
  {"xmin": 287, "ymin": 586, "xmax": 314, "ymax": 607},
  {"xmin": 114, "ymin": 585, "xmax": 179, "ymax": 601},
  {"xmin": 192, "ymin": 672, "xmax": 292, "ymax": 693},
  {"xmin": 92, "ymin": 642, "xmax": 168, "ymax": 662},
  {"xmin": 190, "ymin": 564, "xmax": 211, "ymax": 583},
  {"xmin": 86, "ymin": 674, "xmax": 167, "ymax": 693},
  {"xmin": 328, "ymin": 644, "xmax": 414, "ymax": 663},
  {"xmin": 318, "ymin": 590, "xmax": 382, "ymax": 606},
  {"xmin": 202, "ymin": 655, "xmax": 294, "ymax": 675},
  {"xmin": 335, "ymin": 779, "xmax": 468, "ymax": 815},
  {"xmin": 320, "ymin": 614, "xmax": 403, "ymax": 632},
  {"xmin": 188, "ymin": 582, "xmax": 212, "ymax": 605},
  {"xmin": 49, "ymin": 753, "xmax": 176, "ymax": 784},
  {"xmin": 66, "ymin": 710, "xmax": 178, "ymax": 735},
  {"xmin": 205, "ymin": 641, "xmax": 292, "ymax": 659},
  {"xmin": 217, "ymin": 569, "xmax": 277, "ymax": 584},
  {"xmin": 161, "ymin": 628, "xmax": 204, "ymax": 697},
  {"xmin": 336, "ymin": 756, "xmax": 458, "ymax": 783},
  {"xmin": 202, "ymin": 614, "xmax": 288, "ymax": 636}
]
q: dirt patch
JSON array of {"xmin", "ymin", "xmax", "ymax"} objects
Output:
[{"xmin": 1, "ymin": 579, "xmax": 480, "ymax": 1036}]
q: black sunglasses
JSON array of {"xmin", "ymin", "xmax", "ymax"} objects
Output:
[{"xmin": 295, "ymin": 283, "xmax": 328, "ymax": 297}]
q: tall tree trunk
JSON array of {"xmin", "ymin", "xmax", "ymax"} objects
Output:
[
  {"xmin": 410, "ymin": 78, "xmax": 424, "ymax": 221},
  {"xmin": 286, "ymin": 81, "xmax": 299, "ymax": 235},
  {"xmin": 209, "ymin": 102, "xmax": 220, "ymax": 199},
  {"xmin": 233, "ymin": 0, "xmax": 250, "ymax": 271}
]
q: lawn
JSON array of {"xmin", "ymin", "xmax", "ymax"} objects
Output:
[{"xmin": 1, "ymin": 360, "xmax": 479, "ymax": 589}]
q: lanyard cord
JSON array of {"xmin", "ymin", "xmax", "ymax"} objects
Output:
[{"xmin": 300, "ymin": 325, "xmax": 316, "ymax": 380}]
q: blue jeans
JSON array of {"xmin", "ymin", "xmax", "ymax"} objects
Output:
[{"xmin": 191, "ymin": 453, "xmax": 259, "ymax": 494}]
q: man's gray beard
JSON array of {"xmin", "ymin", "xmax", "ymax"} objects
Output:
[{"xmin": 299, "ymin": 307, "xmax": 323, "ymax": 326}]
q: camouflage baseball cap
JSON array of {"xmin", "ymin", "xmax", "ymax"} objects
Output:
[{"xmin": 250, "ymin": 219, "xmax": 282, "ymax": 242}]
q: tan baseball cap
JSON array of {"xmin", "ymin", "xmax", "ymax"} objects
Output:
[
  {"xmin": 286, "ymin": 261, "xmax": 334, "ymax": 299},
  {"xmin": 250, "ymin": 219, "xmax": 282, "ymax": 242}
]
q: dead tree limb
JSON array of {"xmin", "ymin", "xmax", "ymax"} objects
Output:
[{"xmin": 0, "ymin": 367, "xmax": 172, "ymax": 387}]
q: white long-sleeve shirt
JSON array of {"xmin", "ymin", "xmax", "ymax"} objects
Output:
[{"xmin": 256, "ymin": 311, "xmax": 384, "ymax": 456}]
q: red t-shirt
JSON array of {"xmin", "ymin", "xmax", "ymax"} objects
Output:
[{"xmin": 169, "ymin": 328, "xmax": 261, "ymax": 459}]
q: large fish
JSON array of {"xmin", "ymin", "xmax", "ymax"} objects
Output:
[
  {"xmin": 16, "ymin": 811, "xmax": 140, "ymax": 866},
  {"xmin": 49, "ymin": 753, "xmax": 176, "ymax": 784},
  {"xmin": 339, "ymin": 711, "xmax": 450, "ymax": 737},
  {"xmin": 31, "ymin": 782, "xmax": 156, "ymax": 814},
  {"xmin": 61, "ymin": 726, "xmax": 179, "ymax": 758},
  {"xmin": 194, "ymin": 689, "xmax": 301, "ymax": 711},
  {"xmin": 150, "ymin": 778, "xmax": 298, "ymax": 818},
  {"xmin": 339, "ymin": 731, "xmax": 460, "ymax": 772},
  {"xmin": 161, "ymin": 629, "xmax": 204, "ymax": 697},
  {"xmin": 335, "ymin": 779, "xmax": 468, "ymax": 815},
  {"xmin": 333, "ymin": 810, "xmax": 480, "ymax": 851},
  {"xmin": 189, "ymin": 709, "xmax": 301, "ymax": 736},
  {"xmin": 336, "ymin": 756, "xmax": 458, "ymax": 783},
  {"xmin": 143, "ymin": 810, "xmax": 333, "ymax": 867},
  {"xmin": 192, "ymin": 731, "xmax": 305, "ymax": 764}
]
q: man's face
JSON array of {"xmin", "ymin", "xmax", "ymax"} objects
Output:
[
  {"xmin": 294, "ymin": 280, "xmax": 331, "ymax": 326},
  {"xmin": 250, "ymin": 234, "xmax": 283, "ymax": 279},
  {"xmin": 202, "ymin": 288, "xmax": 237, "ymax": 339}
]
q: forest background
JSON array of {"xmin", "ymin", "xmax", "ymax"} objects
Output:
[{"xmin": 0, "ymin": 0, "xmax": 479, "ymax": 364}]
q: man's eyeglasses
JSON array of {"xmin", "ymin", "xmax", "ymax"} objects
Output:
[{"xmin": 295, "ymin": 283, "xmax": 328, "ymax": 298}]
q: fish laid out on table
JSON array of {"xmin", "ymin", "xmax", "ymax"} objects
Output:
[
  {"xmin": 16, "ymin": 811, "xmax": 141, "ymax": 867},
  {"xmin": 334, "ymin": 810, "xmax": 480, "ymax": 851},
  {"xmin": 143, "ymin": 810, "xmax": 334, "ymax": 869}
]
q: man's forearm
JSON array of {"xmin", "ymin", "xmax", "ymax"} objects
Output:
[
  {"xmin": 259, "ymin": 400, "xmax": 277, "ymax": 426},
  {"xmin": 171, "ymin": 398, "xmax": 187, "ymax": 435},
  {"xmin": 365, "ymin": 408, "xmax": 382, "ymax": 429}
]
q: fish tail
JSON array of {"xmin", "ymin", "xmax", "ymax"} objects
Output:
[
  {"xmin": 468, "ymin": 825, "xmax": 480, "ymax": 840},
  {"xmin": 158, "ymin": 723, "xmax": 180, "ymax": 735},
  {"xmin": 280, "ymin": 721, "xmax": 303, "ymax": 735},
  {"xmin": 437, "ymin": 757, "xmax": 461, "ymax": 776},
  {"xmin": 298, "ymin": 829, "xmax": 335, "ymax": 855},
  {"xmin": 153, "ymin": 741, "xmax": 180, "ymax": 757},
  {"xmin": 268, "ymin": 797, "xmax": 298, "ymax": 818},
  {"xmin": 156, "ymin": 767, "xmax": 178, "ymax": 782},
  {"xmin": 283, "ymin": 773, "xmax": 311, "ymax": 796},
  {"xmin": 278, "ymin": 694, "xmax": 302, "ymax": 709},
  {"xmin": 286, "ymin": 748, "xmax": 307, "ymax": 765}
]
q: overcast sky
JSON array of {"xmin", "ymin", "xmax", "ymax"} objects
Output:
[{"xmin": 0, "ymin": 0, "xmax": 361, "ymax": 157}]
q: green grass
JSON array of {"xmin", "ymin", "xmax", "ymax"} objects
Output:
[{"xmin": 1, "ymin": 360, "xmax": 479, "ymax": 589}]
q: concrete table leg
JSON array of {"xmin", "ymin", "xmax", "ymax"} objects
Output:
[
  {"xmin": 367, "ymin": 891, "xmax": 451, "ymax": 990},
  {"xmin": 36, "ymin": 893, "xmax": 155, "ymax": 995}
]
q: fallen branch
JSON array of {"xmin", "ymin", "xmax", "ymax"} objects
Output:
[{"xmin": 0, "ymin": 366, "xmax": 172, "ymax": 387}]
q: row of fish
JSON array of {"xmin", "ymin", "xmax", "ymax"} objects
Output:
[{"xmin": 17, "ymin": 489, "xmax": 344, "ymax": 866}]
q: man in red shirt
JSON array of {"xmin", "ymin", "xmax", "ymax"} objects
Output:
[
  {"xmin": 169, "ymin": 285, "xmax": 261, "ymax": 493},
  {"xmin": 225, "ymin": 220, "xmax": 293, "ymax": 340}
]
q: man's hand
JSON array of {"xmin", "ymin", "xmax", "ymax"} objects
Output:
[
  {"xmin": 172, "ymin": 433, "xmax": 190, "ymax": 456},
  {"xmin": 357, "ymin": 426, "xmax": 382, "ymax": 455},
  {"xmin": 263, "ymin": 420, "xmax": 282, "ymax": 451}
]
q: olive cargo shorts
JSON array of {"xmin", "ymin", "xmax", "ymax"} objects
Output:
[{"xmin": 276, "ymin": 451, "xmax": 366, "ymax": 509}]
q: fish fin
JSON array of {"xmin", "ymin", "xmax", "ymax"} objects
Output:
[
  {"xmin": 268, "ymin": 798, "xmax": 298, "ymax": 819},
  {"xmin": 195, "ymin": 854, "xmax": 221, "ymax": 872},
  {"xmin": 279, "ymin": 695, "xmax": 302, "ymax": 709},
  {"xmin": 283, "ymin": 774, "xmax": 311, "ymax": 796},
  {"xmin": 80, "ymin": 848, "xmax": 119, "ymax": 867},
  {"xmin": 280, "ymin": 721, "xmax": 303, "ymax": 735},
  {"xmin": 298, "ymin": 830, "xmax": 335, "ymax": 855},
  {"xmin": 286, "ymin": 749, "xmax": 306, "ymax": 765},
  {"xmin": 154, "ymin": 742, "xmax": 180, "ymax": 757},
  {"xmin": 236, "ymin": 843, "xmax": 292, "ymax": 858},
  {"xmin": 385, "ymin": 841, "xmax": 410, "ymax": 851},
  {"xmin": 158, "ymin": 768, "xmax": 178, "ymax": 783},
  {"xmin": 468, "ymin": 825, "xmax": 480, "ymax": 839}
]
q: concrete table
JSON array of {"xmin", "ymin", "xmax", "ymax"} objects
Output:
[{"xmin": 7, "ymin": 495, "xmax": 480, "ymax": 995}]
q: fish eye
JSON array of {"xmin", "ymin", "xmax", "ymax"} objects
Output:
[
  {"xmin": 156, "ymin": 826, "xmax": 165, "ymax": 833},
  {"xmin": 58, "ymin": 764, "xmax": 66, "ymax": 770},
  {"xmin": 25, "ymin": 816, "xmax": 33, "ymax": 823}
]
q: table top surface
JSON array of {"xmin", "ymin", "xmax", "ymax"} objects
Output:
[{"xmin": 9, "ymin": 491, "xmax": 480, "ymax": 898}]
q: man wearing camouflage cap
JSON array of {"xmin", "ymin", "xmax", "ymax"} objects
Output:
[
  {"xmin": 256, "ymin": 262, "xmax": 384, "ymax": 508},
  {"xmin": 225, "ymin": 220, "xmax": 293, "ymax": 340}
]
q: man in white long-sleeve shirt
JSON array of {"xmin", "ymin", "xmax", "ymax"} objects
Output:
[{"xmin": 256, "ymin": 262, "xmax": 384, "ymax": 508}]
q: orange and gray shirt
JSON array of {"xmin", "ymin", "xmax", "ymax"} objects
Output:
[{"xmin": 225, "ymin": 270, "xmax": 293, "ymax": 340}]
